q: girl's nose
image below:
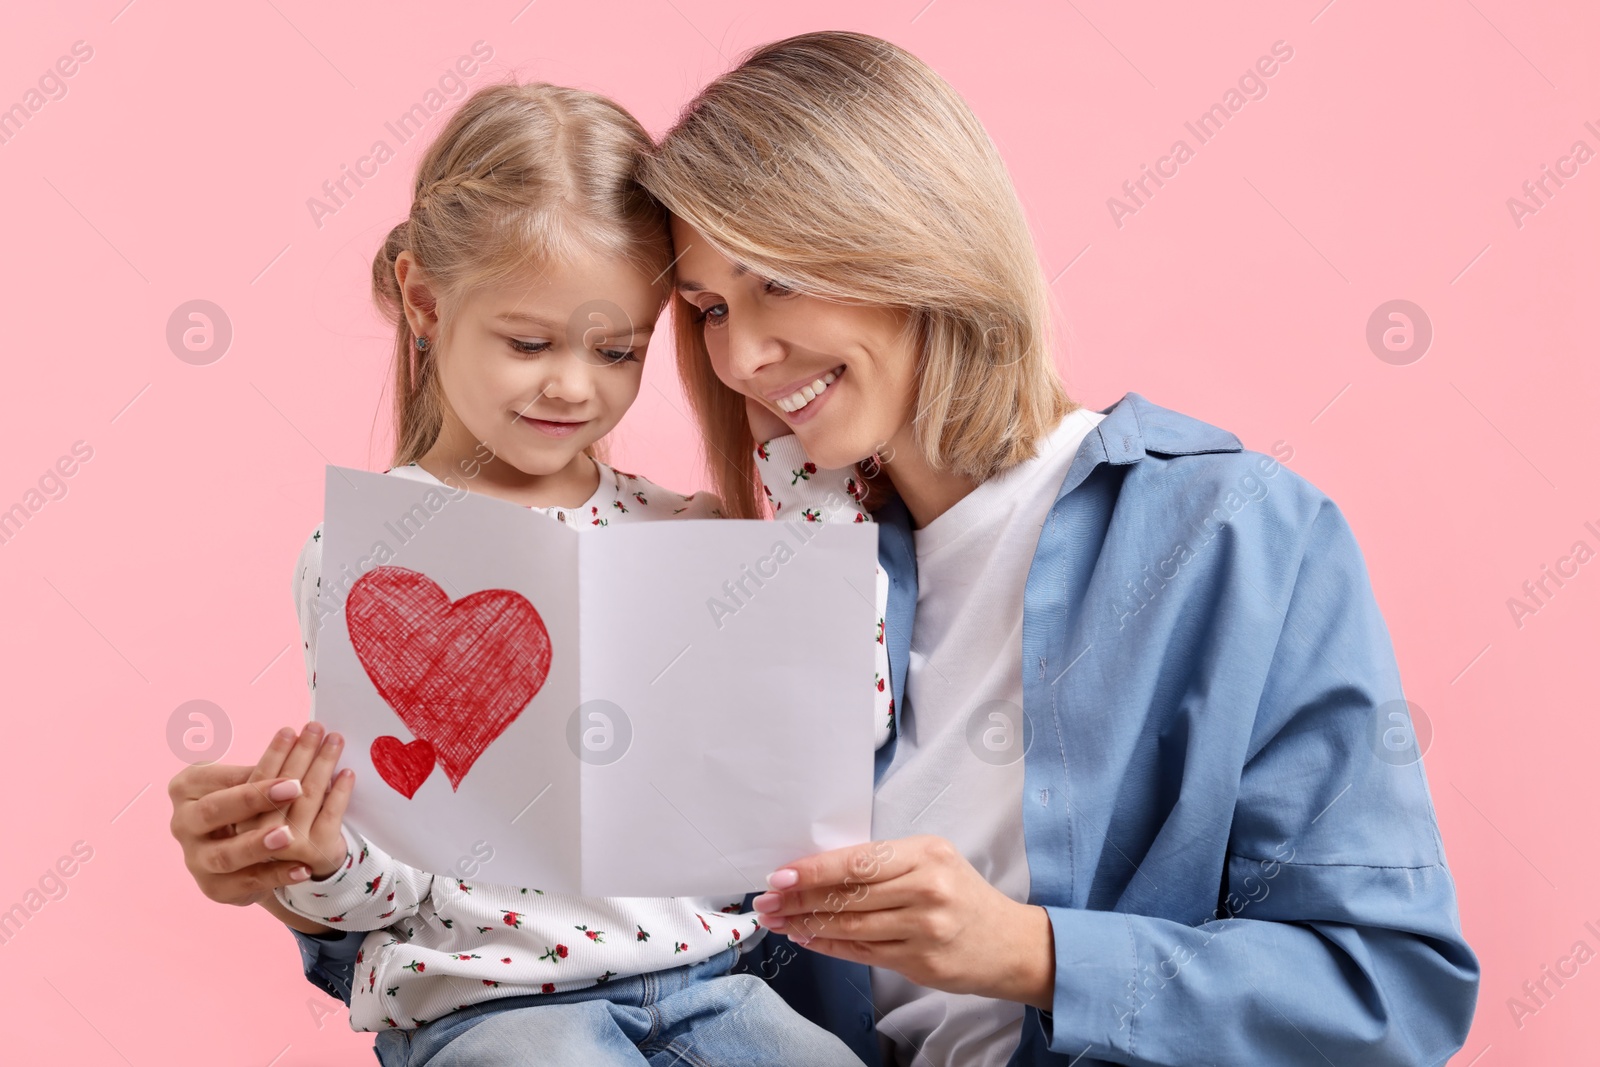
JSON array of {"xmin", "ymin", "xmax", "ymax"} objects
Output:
[{"xmin": 540, "ymin": 349, "xmax": 599, "ymax": 404}]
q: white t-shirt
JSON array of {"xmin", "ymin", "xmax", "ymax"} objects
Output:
[{"xmin": 870, "ymin": 406, "xmax": 1106, "ymax": 1067}]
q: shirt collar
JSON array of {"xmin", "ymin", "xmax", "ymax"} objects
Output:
[
  {"xmin": 874, "ymin": 391, "xmax": 1244, "ymax": 536},
  {"xmin": 1051, "ymin": 391, "xmax": 1243, "ymax": 503},
  {"xmin": 390, "ymin": 456, "xmax": 614, "ymax": 524}
]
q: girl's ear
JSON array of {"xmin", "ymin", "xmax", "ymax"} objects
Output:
[{"xmin": 395, "ymin": 251, "xmax": 442, "ymax": 341}]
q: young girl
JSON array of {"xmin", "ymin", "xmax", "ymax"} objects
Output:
[{"xmin": 259, "ymin": 81, "xmax": 891, "ymax": 1065}]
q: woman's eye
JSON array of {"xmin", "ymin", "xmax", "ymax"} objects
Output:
[
  {"xmin": 509, "ymin": 339, "xmax": 551, "ymax": 356},
  {"xmin": 696, "ymin": 302, "xmax": 728, "ymax": 328},
  {"xmin": 762, "ymin": 278, "xmax": 794, "ymax": 297},
  {"xmin": 598, "ymin": 349, "xmax": 638, "ymax": 364}
]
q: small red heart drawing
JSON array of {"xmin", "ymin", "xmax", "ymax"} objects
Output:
[
  {"xmin": 347, "ymin": 566, "xmax": 553, "ymax": 793},
  {"xmin": 371, "ymin": 736, "xmax": 437, "ymax": 799}
]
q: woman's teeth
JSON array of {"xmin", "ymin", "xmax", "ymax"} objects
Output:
[{"xmin": 777, "ymin": 368, "xmax": 842, "ymax": 413}]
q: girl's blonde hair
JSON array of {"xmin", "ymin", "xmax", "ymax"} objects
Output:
[
  {"xmin": 638, "ymin": 31, "xmax": 1075, "ymax": 519},
  {"xmin": 373, "ymin": 81, "xmax": 674, "ymax": 469}
]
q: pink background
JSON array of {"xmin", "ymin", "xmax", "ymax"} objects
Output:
[{"xmin": 2, "ymin": 1, "xmax": 1594, "ymax": 1063}]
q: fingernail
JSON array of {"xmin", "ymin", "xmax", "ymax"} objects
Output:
[
  {"xmin": 758, "ymin": 914, "xmax": 788, "ymax": 930},
  {"xmin": 752, "ymin": 893, "xmax": 781, "ymax": 913},
  {"xmin": 303, "ymin": 722, "xmax": 324, "ymax": 738},
  {"xmin": 275, "ymin": 727, "xmax": 294, "ymax": 744},
  {"xmin": 766, "ymin": 868, "xmax": 799, "ymax": 890},
  {"xmin": 289, "ymin": 866, "xmax": 311, "ymax": 881},
  {"xmin": 268, "ymin": 780, "xmax": 301, "ymax": 801},
  {"xmin": 325, "ymin": 732, "xmax": 343, "ymax": 749},
  {"xmin": 264, "ymin": 826, "xmax": 293, "ymax": 850}
]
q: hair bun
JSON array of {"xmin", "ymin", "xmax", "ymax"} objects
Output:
[{"xmin": 371, "ymin": 221, "xmax": 410, "ymax": 315}]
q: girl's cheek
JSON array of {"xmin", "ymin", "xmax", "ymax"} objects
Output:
[{"xmin": 603, "ymin": 378, "xmax": 645, "ymax": 421}]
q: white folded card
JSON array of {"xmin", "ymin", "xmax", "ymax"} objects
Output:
[{"xmin": 310, "ymin": 465, "xmax": 877, "ymax": 897}]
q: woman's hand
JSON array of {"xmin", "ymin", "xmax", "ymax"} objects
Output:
[
  {"xmin": 751, "ymin": 835, "xmax": 1057, "ymax": 1011},
  {"xmin": 246, "ymin": 727, "xmax": 356, "ymax": 880},
  {"xmin": 167, "ymin": 724, "xmax": 351, "ymax": 905},
  {"xmin": 745, "ymin": 393, "xmax": 791, "ymax": 447}
]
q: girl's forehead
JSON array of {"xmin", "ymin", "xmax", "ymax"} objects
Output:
[{"xmin": 465, "ymin": 261, "xmax": 664, "ymax": 330}]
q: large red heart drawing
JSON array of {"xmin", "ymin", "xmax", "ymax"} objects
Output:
[{"xmin": 346, "ymin": 566, "xmax": 553, "ymax": 792}]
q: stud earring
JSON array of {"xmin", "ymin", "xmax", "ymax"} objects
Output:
[{"xmin": 415, "ymin": 336, "xmax": 430, "ymax": 353}]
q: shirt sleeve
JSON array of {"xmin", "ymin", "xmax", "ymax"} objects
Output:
[
  {"xmin": 273, "ymin": 824, "xmax": 434, "ymax": 932},
  {"xmin": 292, "ymin": 523, "xmax": 324, "ymax": 694},
  {"xmin": 1041, "ymin": 498, "xmax": 1479, "ymax": 1065},
  {"xmin": 290, "ymin": 925, "xmax": 360, "ymax": 1006},
  {"xmin": 754, "ymin": 435, "xmax": 895, "ymax": 749}
]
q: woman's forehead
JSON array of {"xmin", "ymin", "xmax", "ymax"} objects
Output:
[{"xmin": 668, "ymin": 218, "xmax": 746, "ymax": 291}]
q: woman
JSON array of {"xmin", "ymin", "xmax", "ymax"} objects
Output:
[{"xmin": 171, "ymin": 31, "xmax": 1478, "ymax": 1066}]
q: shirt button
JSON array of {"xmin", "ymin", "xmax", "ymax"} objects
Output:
[
  {"xmin": 860, "ymin": 1011, "xmax": 873, "ymax": 1030},
  {"xmin": 556, "ymin": 511, "xmax": 566, "ymax": 521}
]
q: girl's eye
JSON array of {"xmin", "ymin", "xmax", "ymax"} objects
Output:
[
  {"xmin": 694, "ymin": 302, "xmax": 728, "ymax": 328},
  {"xmin": 513, "ymin": 338, "xmax": 636, "ymax": 364},
  {"xmin": 762, "ymin": 278, "xmax": 794, "ymax": 297}
]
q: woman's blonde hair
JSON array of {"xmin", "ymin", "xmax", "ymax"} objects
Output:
[
  {"xmin": 638, "ymin": 31, "xmax": 1075, "ymax": 519},
  {"xmin": 372, "ymin": 81, "xmax": 674, "ymax": 468}
]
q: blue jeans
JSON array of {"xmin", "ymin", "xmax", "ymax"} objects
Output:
[{"xmin": 371, "ymin": 946, "xmax": 865, "ymax": 1066}]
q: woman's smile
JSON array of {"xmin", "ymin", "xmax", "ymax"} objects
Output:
[{"xmin": 773, "ymin": 365, "xmax": 845, "ymax": 418}]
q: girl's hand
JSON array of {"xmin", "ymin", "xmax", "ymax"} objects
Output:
[
  {"xmin": 744, "ymin": 393, "xmax": 791, "ymax": 447},
  {"xmin": 749, "ymin": 835, "xmax": 1057, "ymax": 1010}
]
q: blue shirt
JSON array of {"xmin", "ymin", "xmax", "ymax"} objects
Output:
[{"xmin": 289, "ymin": 392, "xmax": 1479, "ymax": 1065}]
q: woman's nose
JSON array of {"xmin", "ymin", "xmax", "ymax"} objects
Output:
[{"xmin": 722, "ymin": 313, "xmax": 785, "ymax": 383}]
